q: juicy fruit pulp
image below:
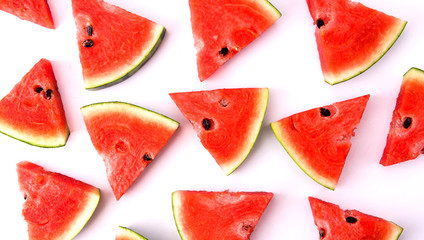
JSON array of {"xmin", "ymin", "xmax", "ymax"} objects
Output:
[
  {"xmin": 271, "ymin": 95, "xmax": 370, "ymax": 190},
  {"xmin": 0, "ymin": 59, "xmax": 69, "ymax": 147},
  {"xmin": 0, "ymin": 0, "xmax": 55, "ymax": 29},
  {"xmin": 381, "ymin": 68, "xmax": 424, "ymax": 166},
  {"xmin": 306, "ymin": 0, "xmax": 407, "ymax": 84},
  {"xmin": 309, "ymin": 197, "xmax": 403, "ymax": 240},
  {"xmin": 81, "ymin": 101, "xmax": 179, "ymax": 200},
  {"xmin": 71, "ymin": 0, "xmax": 165, "ymax": 89},
  {"xmin": 17, "ymin": 161, "xmax": 100, "ymax": 240},
  {"xmin": 116, "ymin": 226, "xmax": 147, "ymax": 240},
  {"xmin": 172, "ymin": 190, "xmax": 273, "ymax": 240},
  {"xmin": 188, "ymin": 0, "xmax": 281, "ymax": 81},
  {"xmin": 170, "ymin": 88, "xmax": 269, "ymax": 175}
]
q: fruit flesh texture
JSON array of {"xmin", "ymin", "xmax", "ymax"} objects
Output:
[
  {"xmin": 271, "ymin": 95, "xmax": 369, "ymax": 190},
  {"xmin": 17, "ymin": 161, "xmax": 100, "ymax": 240},
  {"xmin": 380, "ymin": 68, "xmax": 424, "ymax": 166},
  {"xmin": 0, "ymin": 0, "xmax": 55, "ymax": 28},
  {"xmin": 0, "ymin": 59, "xmax": 69, "ymax": 147},
  {"xmin": 309, "ymin": 197, "xmax": 403, "ymax": 240},
  {"xmin": 81, "ymin": 102, "xmax": 179, "ymax": 200},
  {"xmin": 306, "ymin": 0, "xmax": 406, "ymax": 84},
  {"xmin": 170, "ymin": 88, "xmax": 268, "ymax": 175},
  {"xmin": 72, "ymin": 0, "xmax": 165, "ymax": 89},
  {"xmin": 189, "ymin": 0, "xmax": 281, "ymax": 81},
  {"xmin": 172, "ymin": 190, "xmax": 273, "ymax": 240}
]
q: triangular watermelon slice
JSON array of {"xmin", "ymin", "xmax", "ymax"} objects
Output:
[
  {"xmin": 270, "ymin": 95, "xmax": 369, "ymax": 190},
  {"xmin": 170, "ymin": 88, "xmax": 268, "ymax": 175},
  {"xmin": 188, "ymin": 0, "xmax": 281, "ymax": 81},
  {"xmin": 380, "ymin": 68, "xmax": 424, "ymax": 166},
  {"xmin": 306, "ymin": 0, "xmax": 407, "ymax": 84},
  {"xmin": 81, "ymin": 101, "xmax": 179, "ymax": 200},
  {"xmin": 116, "ymin": 226, "xmax": 148, "ymax": 240},
  {"xmin": 0, "ymin": 59, "xmax": 70, "ymax": 147},
  {"xmin": 17, "ymin": 161, "xmax": 100, "ymax": 240},
  {"xmin": 0, "ymin": 0, "xmax": 55, "ymax": 29},
  {"xmin": 309, "ymin": 197, "xmax": 403, "ymax": 239},
  {"xmin": 172, "ymin": 190, "xmax": 273, "ymax": 240},
  {"xmin": 71, "ymin": 0, "xmax": 165, "ymax": 89}
]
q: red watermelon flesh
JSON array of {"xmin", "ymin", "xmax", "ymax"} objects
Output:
[
  {"xmin": 306, "ymin": 0, "xmax": 407, "ymax": 84},
  {"xmin": 17, "ymin": 161, "xmax": 100, "ymax": 240},
  {"xmin": 380, "ymin": 68, "xmax": 424, "ymax": 166},
  {"xmin": 172, "ymin": 190, "xmax": 273, "ymax": 240},
  {"xmin": 72, "ymin": 0, "xmax": 165, "ymax": 89},
  {"xmin": 271, "ymin": 95, "xmax": 369, "ymax": 190},
  {"xmin": 188, "ymin": 0, "xmax": 281, "ymax": 81},
  {"xmin": 309, "ymin": 197, "xmax": 403, "ymax": 240},
  {"xmin": 170, "ymin": 88, "xmax": 268, "ymax": 175},
  {"xmin": 0, "ymin": 0, "xmax": 54, "ymax": 29},
  {"xmin": 81, "ymin": 101, "xmax": 179, "ymax": 200},
  {"xmin": 0, "ymin": 59, "xmax": 69, "ymax": 148}
]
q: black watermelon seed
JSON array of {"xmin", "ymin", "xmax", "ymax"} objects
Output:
[
  {"xmin": 219, "ymin": 47, "xmax": 229, "ymax": 56},
  {"xmin": 403, "ymin": 117, "xmax": 412, "ymax": 129},
  {"xmin": 35, "ymin": 87, "xmax": 43, "ymax": 93},
  {"xmin": 320, "ymin": 107, "xmax": 331, "ymax": 117},
  {"xmin": 87, "ymin": 25, "xmax": 93, "ymax": 36},
  {"xmin": 45, "ymin": 89, "xmax": 53, "ymax": 99},
  {"xmin": 82, "ymin": 39, "xmax": 94, "ymax": 48},
  {"xmin": 202, "ymin": 118, "xmax": 212, "ymax": 130},
  {"xmin": 143, "ymin": 153, "xmax": 153, "ymax": 161},
  {"xmin": 316, "ymin": 18, "xmax": 325, "ymax": 28},
  {"xmin": 219, "ymin": 98, "xmax": 229, "ymax": 107},
  {"xmin": 345, "ymin": 216, "xmax": 357, "ymax": 223},
  {"xmin": 319, "ymin": 228, "xmax": 325, "ymax": 238},
  {"xmin": 242, "ymin": 224, "xmax": 252, "ymax": 231}
]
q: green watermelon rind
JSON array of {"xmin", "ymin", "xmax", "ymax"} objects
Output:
[
  {"xmin": 171, "ymin": 191, "xmax": 186, "ymax": 240},
  {"xmin": 325, "ymin": 20, "xmax": 407, "ymax": 85},
  {"xmin": 263, "ymin": 0, "xmax": 282, "ymax": 18},
  {"xmin": 0, "ymin": 122, "xmax": 70, "ymax": 148},
  {"xmin": 117, "ymin": 226, "xmax": 148, "ymax": 240},
  {"xmin": 270, "ymin": 122, "xmax": 335, "ymax": 190},
  {"xmin": 85, "ymin": 26, "xmax": 166, "ymax": 90}
]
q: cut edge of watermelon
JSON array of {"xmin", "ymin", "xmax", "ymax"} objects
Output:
[
  {"xmin": 220, "ymin": 88, "xmax": 269, "ymax": 175},
  {"xmin": 270, "ymin": 123, "xmax": 336, "ymax": 190},
  {"xmin": 84, "ymin": 25, "xmax": 166, "ymax": 90},
  {"xmin": 171, "ymin": 191, "xmax": 185, "ymax": 239},
  {"xmin": 57, "ymin": 188, "xmax": 101, "ymax": 239},
  {"xmin": 259, "ymin": 0, "xmax": 283, "ymax": 20},
  {"xmin": 0, "ymin": 121, "xmax": 70, "ymax": 148},
  {"xmin": 116, "ymin": 226, "xmax": 147, "ymax": 240},
  {"xmin": 324, "ymin": 20, "xmax": 407, "ymax": 85}
]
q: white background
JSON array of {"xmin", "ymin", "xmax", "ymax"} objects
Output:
[{"xmin": 0, "ymin": 0, "xmax": 423, "ymax": 239}]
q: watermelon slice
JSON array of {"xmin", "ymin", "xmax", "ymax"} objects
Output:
[
  {"xmin": 306, "ymin": 0, "xmax": 407, "ymax": 84},
  {"xmin": 172, "ymin": 190, "xmax": 273, "ymax": 240},
  {"xmin": 170, "ymin": 88, "xmax": 268, "ymax": 175},
  {"xmin": 81, "ymin": 101, "xmax": 179, "ymax": 200},
  {"xmin": 0, "ymin": 0, "xmax": 55, "ymax": 29},
  {"xmin": 17, "ymin": 161, "xmax": 100, "ymax": 240},
  {"xmin": 71, "ymin": 0, "xmax": 165, "ymax": 89},
  {"xmin": 116, "ymin": 226, "xmax": 147, "ymax": 240},
  {"xmin": 270, "ymin": 95, "xmax": 369, "ymax": 190},
  {"xmin": 309, "ymin": 197, "xmax": 403, "ymax": 239},
  {"xmin": 188, "ymin": 0, "xmax": 281, "ymax": 81},
  {"xmin": 380, "ymin": 68, "xmax": 424, "ymax": 166},
  {"xmin": 0, "ymin": 59, "xmax": 69, "ymax": 148}
]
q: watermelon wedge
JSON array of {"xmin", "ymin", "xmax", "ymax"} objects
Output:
[
  {"xmin": 17, "ymin": 161, "xmax": 100, "ymax": 240},
  {"xmin": 71, "ymin": 0, "xmax": 165, "ymax": 89},
  {"xmin": 81, "ymin": 101, "xmax": 179, "ymax": 200},
  {"xmin": 170, "ymin": 88, "xmax": 268, "ymax": 175},
  {"xmin": 116, "ymin": 226, "xmax": 147, "ymax": 240},
  {"xmin": 188, "ymin": 0, "xmax": 281, "ymax": 81},
  {"xmin": 172, "ymin": 190, "xmax": 273, "ymax": 240},
  {"xmin": 306, "ymin": 0, "xmax": 407, "ymax": 84},
  {"xmin": 271, "ymin": 95, "xmax": 369, "ymax": 190},
  {"xmin": 309, "ymin": 197, "xmax": 403, "ymax": 239},
  {"xmin": 0, "ymin": 59, "xmax": 69, "ymax": 148},
  {"xmin": 380, "ymin": 68, "xmax": 424, "ymax": 166},
  {"xmin": 0, "ymin": 0, "xmax": 55, "ymax": 29}
]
